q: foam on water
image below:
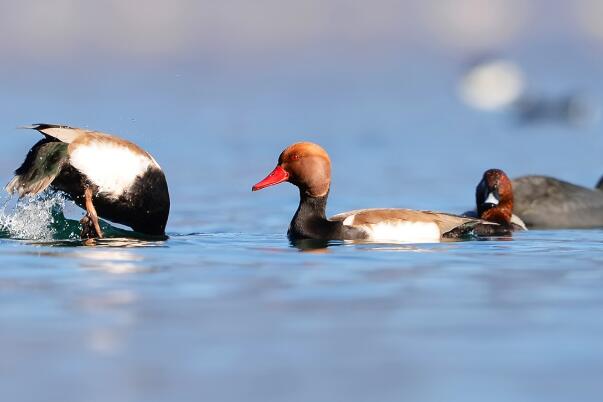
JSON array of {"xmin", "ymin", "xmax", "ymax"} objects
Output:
[{"xmin": 0, "ymin": 192, "xmax": 77, "ymax": 240}]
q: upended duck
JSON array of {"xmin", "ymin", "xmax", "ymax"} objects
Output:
[
  {"xmin": 512, "ymin": 175, "xmax": 603, "ymax": 228},
  {"xmin": 6, "ymin": 124, "xmax": 170, "ymax": 238},
  {"xmin": 252, "ymin": 142, "xmax": 499, "ymax": 242},
  {"xmin": 465, "ymin": 169, "xmax": 527, "ymax": 234}
]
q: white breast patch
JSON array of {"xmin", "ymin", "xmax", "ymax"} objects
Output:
[
  {"xmin": 351, "ymin": 220, "xmax": 442, "ymax": 243},
  {"xmin": 69, "ymin": 141, "xmax": 154, "ymax": 196}
]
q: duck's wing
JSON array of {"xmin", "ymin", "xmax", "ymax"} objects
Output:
[
  {"xmin": 330, "ymin": 208, "xmax": 488, "ymax": 242},
  {"xmin": 512, "ymin": 176, "xmax": 603, "ymax": 228},
  {"xmin": 19, "ymin": 123, "xmax": 90, "ymax": 144}
]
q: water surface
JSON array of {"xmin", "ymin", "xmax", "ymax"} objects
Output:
[{"xmin": 1, "ymin": 49, "xmax": 603, "ymax": 402}]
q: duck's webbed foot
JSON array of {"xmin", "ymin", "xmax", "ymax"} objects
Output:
[
  {"xmin": 80, "ymin": 186, "xmax": 104, "ymax": 239},
  {"xmin": 80, "ymin": 214, "xmax": 100, "ymax": 239}
]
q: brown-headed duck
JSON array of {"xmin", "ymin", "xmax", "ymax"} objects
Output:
[
  {"xmin": 472, "ymin": 169, "xmax": 527, "ymax": 234},
  {"xmin": 6, "ymin": 124, "xmax": 170, "ymax": 239},
  {"xmin": 512, "ymin": 174, "xmax": 603, "ymax": 229},
  {"xmin": 252, "ymin": 142, "xmax": 497, "ymax": 242}
]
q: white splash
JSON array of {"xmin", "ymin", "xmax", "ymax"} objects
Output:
[{"xmin": 0, "ymin": 192, "xmax": 68, "ymax": 240}]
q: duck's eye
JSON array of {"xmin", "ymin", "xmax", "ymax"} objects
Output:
[{"xmin": 291, "ymin": 154, "xmax": 301, "ymax": 161}]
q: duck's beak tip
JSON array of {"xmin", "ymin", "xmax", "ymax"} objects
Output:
[{"xmin": 252, "ymin": 165, "xmax": 289, "ymax": 192}]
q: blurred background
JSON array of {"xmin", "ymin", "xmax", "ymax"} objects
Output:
[{"xmin": 1, "ymin": 0, "xmax": 603, "ymax": 230}]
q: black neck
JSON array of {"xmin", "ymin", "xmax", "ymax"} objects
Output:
[{"xmin": 288, "ymin": 190, "xmax": 342, "ymax": 240}]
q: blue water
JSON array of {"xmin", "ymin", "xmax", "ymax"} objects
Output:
[{"xmin": 1, "ymin": 48, "xmax": 603, "ymax": 402}]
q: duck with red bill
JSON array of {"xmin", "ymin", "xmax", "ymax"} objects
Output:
[{"xmin": 252, "ymin": 141, "xmax": 499, "ymax": 242}]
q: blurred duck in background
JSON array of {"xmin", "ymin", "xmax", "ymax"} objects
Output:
[
  {"xmin": 514, "ymin": 93, "xmax": 600, "ymax": 127},
  {"xmin": 512, "ymin": 175, "xmax": 603, "ymax": 229},
  {"xmin": 459, "ymin": 57, "xmax": 600, "ymax": 127},
  {"xmin": 6, "ymin": 124, "xmax": 170, "ymax": 239},
  {"xmin": 252, "ymin": 142, "xmax": 501, "ymax": 243},
  {"xmin": 465, "ymin": 169, "xmax": 527, "ymax": 235}
]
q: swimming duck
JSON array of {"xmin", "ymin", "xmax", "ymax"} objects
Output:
[
  {"xmin": 252, "ymin": 142, "xmax": 497, "ymax": 242},
  {"xmin": 472, "ymin": 169, "xmax": 527, "ymax": 234},
  {"xmin": 6, "ymin": 124, "xmax": 170, "ymax": 238},
  {"xmin": 512, "ymin": 175, "xmax": 603, "ymax": 229}
]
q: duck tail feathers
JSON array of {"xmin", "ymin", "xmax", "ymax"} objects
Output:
[{"xmin": 17, "ymin": 123, "xmax": 82, "ymax": 144}]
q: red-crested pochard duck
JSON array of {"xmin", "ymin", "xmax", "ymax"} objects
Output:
[
  {"xmin": 6, "ymin": 124, "xmax": 170, "ymax": 238},
  {"xmin": 512, "ymin": 175, "xmax": 603, "ymax": 228},
  {"xmin": 473, "ymin": 169, "xmax": 527, "ymax": 233},
  {"xmin": 252, "ymin": 142, "xmax": 497, "ymax": 242}
]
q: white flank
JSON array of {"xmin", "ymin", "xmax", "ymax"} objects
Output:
[
  {"xmin": 69, "ymin": 142, "xmax": 153, "ymax": 196},
  {"xmin": 350, "ymin": 221, "xmax": 442, "ymax": 243},
  {"xmin": 484, "ymin": 193, "xmax": 499, "ymax": 205}
]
